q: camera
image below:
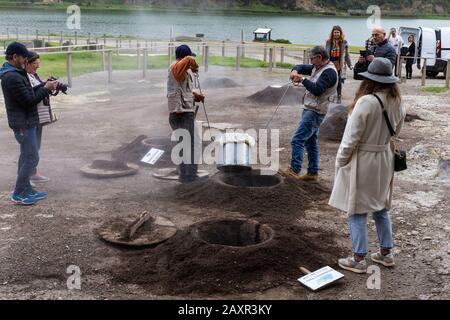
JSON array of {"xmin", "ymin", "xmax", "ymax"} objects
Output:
[{"xmin": 47, "ymin": 76, "xmax": 69, "ymax": 96}]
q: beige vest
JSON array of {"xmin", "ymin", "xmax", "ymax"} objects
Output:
[
  {"xmin": 303, "ymin": 62, "xmax": 338, "ymax": 115},
  {"xmin": 167, "ymin": 65, "xmax": 195, "ymax": 114}
]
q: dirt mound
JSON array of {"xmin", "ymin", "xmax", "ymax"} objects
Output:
[
  {"xmin": 111, "ymin": 135, "xmax": 175, "ymax": 168},
  {"xmin": 111, "ymin": 219, "xmax": 344, "ymax": 295},
  {"xmin": 405, "ymin": 113, "xmax": 425, "ymax": 122},
  {"xmin": 320, "ymin": 104, "xmax": 348, "ymax": 142},
  {"xmin": 168, "ymin": 171, "xmax": 330, "ymax": 217},
  {"xmin": 109, "ymin": 170, "xmax": 343, "ymax": 296},
  {"xmin": 202, "ymin": 77, "xmax": 240, "ymax": 89},
  {"xmin": 247, "ymin": 85, "xmax": 305, "ymax": 106}
]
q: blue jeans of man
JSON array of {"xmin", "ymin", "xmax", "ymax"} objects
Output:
[
  {"xmin": 347, "ymin": 209, "xmax": 394, "ymax": 256},
  {"xmin": 13, "ymin": 127, "xmax": 39, "ymax": 196},
  {"xmin": 290, "ymin": 109, "xmax": 325, "ymax": 174}
]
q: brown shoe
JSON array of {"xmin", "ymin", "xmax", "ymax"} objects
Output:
[
  {"xmin": 283, "ymin": 167, "xmax": 300, "ymax": 178},
  {"xmin": 298, "ymin": 173, "xmax": 319, "ymax": 182}
]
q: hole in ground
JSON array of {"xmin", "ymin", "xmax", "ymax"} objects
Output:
[
  {"xmin": 219, "ymin": 171, "xmax": 282, "ymax": 188},
  {"xmin": 195, "ymin": 219, "xmax": 274, "ymax": 247}
]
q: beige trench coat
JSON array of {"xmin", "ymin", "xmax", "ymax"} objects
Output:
[{"xmin": 328, "ymin": 91, "xmax": 406, "ymax": 215}]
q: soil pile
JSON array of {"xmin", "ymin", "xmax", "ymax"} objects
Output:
[
  {"xmin": 110, "ymin": 171, "xmax": 343, "ymax": 296},
  {"xmin": 111, "ymin": 135, "xmax": 175, "ymax": 168},
  {"xmin": 405, "ymin": 113, "xmax": 425, "ymax": 122},
  {"xmin": 247, "ymin": 85, "xmax": 305, "ymax": 106},
  {"xmin": 202, "ymin": 77, "xmax": 240, "ymax": 89},
  {"xmin": 111, "ymin": 219, "xmax": 344, "ymax": 295},
  {"xmin": 319, "ymin": 104, "xmax": 348, "ymax": 142},
  {"xmin": 170, "ymin": 171, "xmax": 330, "ymax": 216}
]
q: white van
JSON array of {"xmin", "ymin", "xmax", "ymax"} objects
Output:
[{"xmin": 398, "ymin": 26, "xmax": 449, "ymax": 77}]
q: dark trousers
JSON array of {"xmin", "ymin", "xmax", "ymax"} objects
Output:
[
  {"xmin": 13, "ymin": 127, "xmax": 39, "ymax": 195},
  {"xmin": 406, "ymin": 60, "xmax": 413, "ymax": 78},
  {"xmin": 337, "ymin": 71, "xmax": 343, "ymax": 99},
  {"xmin": 169, "ymin": 112, "xmax": 198, "ymax": 179}
]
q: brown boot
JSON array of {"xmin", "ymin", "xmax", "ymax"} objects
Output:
[
  {"xmin": 299, "ymin": 173, "xmax": 319, "ymax": 182},
  {"xmin": 283, "ymin": 167, "xmax": 300, "ymax": 178}
]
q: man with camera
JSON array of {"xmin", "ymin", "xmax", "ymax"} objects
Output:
[
  {"xmin": 0, "ymin": 42, "xmax": 58, "ymax": 205},
  {"xmin": 285, "ymin": 46, "xmax": 338, "ymax": 182},
  {"xmin": 354, "ymin": 27, "xmax": 397, "ymax": 80}
]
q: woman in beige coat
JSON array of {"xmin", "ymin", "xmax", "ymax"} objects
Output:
[{"xmin": 329, "ymin": 58, "xmax": 406, "ymax": 274}]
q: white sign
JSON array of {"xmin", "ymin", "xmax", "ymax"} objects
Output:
[
  {"xmin": 298, "ymin": 266, "xmax": 344, "ymax": 291},
  {"xmin": 141, "ymin": 148, "xmax": 164, "ymax": 165}
]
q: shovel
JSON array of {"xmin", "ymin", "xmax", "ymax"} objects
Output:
[{"xmin": 298, "ymin": 266, "xmax": 344, "ymax": 291}]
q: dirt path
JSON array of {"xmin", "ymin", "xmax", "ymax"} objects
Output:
[{"xmin": 0, "ymin": 67, "xmax": 448, "ymax": 299}]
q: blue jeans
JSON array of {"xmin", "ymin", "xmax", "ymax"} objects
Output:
[
  {"xmin": 13, "ymin": 127, "xmax": 39, "ymax": 196},
  {"xmin": 347, "ymin": 209, "xmax": 394, "ymax": 256},
  {"xmin": 290, "ymin": 109, "xmax": 325, "ymax": 174}
]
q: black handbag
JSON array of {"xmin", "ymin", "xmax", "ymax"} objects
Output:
[{"xmin": 373, "ymin": 94, "xmax": 407, "ymax": 172}]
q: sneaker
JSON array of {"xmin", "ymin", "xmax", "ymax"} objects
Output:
[
  {"xmin": 338, "ymin": 256, "xmax": 367, "ymax": 274},
  {"xmin": 283, "ymin": 167, "xmax": 300, "ymax": 178},
  {"xmin": 29, "ymin": 190, "xmax": 47, "ymax": 201},
  {"xmin": 30, "ymin": 180, "xmax": 36, "ymax": 188},
  {"xmin": 30, "ymin": 172, "xmax": 50, "ymax": 183},
  {"xmin": 371, "ymin": 252, "xmax": 395, "ymax": 267},
  {"xmin": 299, "ymin": 173, "xmax": 319, "ymax": 182},
  {"xmin": 11, "ymin": 193, "xmax": 36, "ymax": 206}
]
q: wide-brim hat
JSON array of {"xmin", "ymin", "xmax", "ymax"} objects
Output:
[{"xmin": 359, "ymin": 57, "xmax": 399, "ymax": 84}]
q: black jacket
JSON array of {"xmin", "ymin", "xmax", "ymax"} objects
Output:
[{"xmin": 0, "ymin": 62, "xmax": 50, "ymax": 129}]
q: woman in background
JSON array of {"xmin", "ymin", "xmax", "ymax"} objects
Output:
[{"xmin": 325, "ymin": 25, "xmax": 353, "ymax": 103}]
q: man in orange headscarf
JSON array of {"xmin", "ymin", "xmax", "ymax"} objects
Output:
[{"xmin": 167, "ymin": 45, "xmax": 204, "ymax": 183}]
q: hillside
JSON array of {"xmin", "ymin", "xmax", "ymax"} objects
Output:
[{"xmin": 2, "ymin": 0, "xmax": 450, "ymax": 15}]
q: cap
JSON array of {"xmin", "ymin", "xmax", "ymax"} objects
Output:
[
  {"xmin": 5, "ymin": 42, "xmax": 33, "ymax": 59},
  {"xmin": 175, "ymin": 44, "xmax": 197, "ymax": 60}
]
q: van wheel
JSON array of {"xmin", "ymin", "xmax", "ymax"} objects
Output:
[{"xmin": 426, "ymin": 71, "xmax": 439, "ymax": 78}]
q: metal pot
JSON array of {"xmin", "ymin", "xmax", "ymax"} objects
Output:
[{"xmin": 216, "ymin": 133, "xmax": 255, "ymax": 171}]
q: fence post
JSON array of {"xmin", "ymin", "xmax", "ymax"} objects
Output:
[
  {"xmin": 269, "ymin": 48, "xmax": 273, "ymax": 72},
  {"xmin": 60, "ymin": 31, "xmax": 63, "ymax": 45},
  {"xmin": 143, "ymin": 48, "xmax": 148, "ymax": 79},
  {"xmin": 446, "ymin": 60, "xmax": 450, "ymax": 88},
  {"xmin": 100, "ymin": 45, "xmax": 106, "ymax": 71},
  {"xmin": 222, "ymin": 41, "xmax": 225, "ymax": 57},
  {"xmin": 421, "ymin": 58, "xmax": 427, "ymax": 87},
  {"xmin": 137, "ymin": 42, "xmax": 141, "ymax": 69},
  {"xmin": 272, "ymin": 47, "xmax": 276, "ymax": 68},
  {"xmin": 280, "ymin": 47, "xmax": 285, "ymax": 64},
  {"xmin": 47, "ymin": 30, "xmax": 50, "ymax": 43},
  {"xmin": 236, "ymin": 45, "xmax": 241, "ymax": 71},
  {"xmin": 103, "ymin": 34, "xmax": 106, "ymax": 46},
  {"xmin": 66, "ymin": 48, "xmax": 73, "ymax": 88},
  {"xmin": 108, "ymin": 50, "xmax": 113, "ymax": 83},
  {"xmin": 241, "ymin": 43, "xmax": 245, "ymax": 58},
  {"xmin": 168, "ymin": 43, "xmax": 172, "ymax": 67},
  {"xmin": 119, "ymin": 35, "xmax": 122, "ymax": 48},
  {"xmin": 204, "ymin": 45, "xmax": 209, "ymax": 72}
]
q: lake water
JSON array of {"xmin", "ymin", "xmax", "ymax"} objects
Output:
[{"xmin": 0, "ymin": 8, "xmax": 449, "ymax": 46}]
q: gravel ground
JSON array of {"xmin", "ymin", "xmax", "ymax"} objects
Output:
[{"xmin": 0, "ymin": 66, "xmax": 448, "ymax": 300}]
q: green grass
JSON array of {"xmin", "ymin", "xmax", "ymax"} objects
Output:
[
  {"xmin": 29, "ymin": 52, "xmax": 292, "ymax": 80},
  {"xmin": 422, "ymin": 86, "xmax": 450, "ymax": 93}
]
